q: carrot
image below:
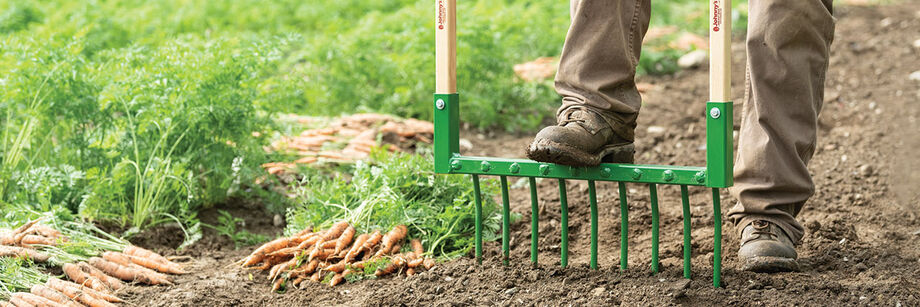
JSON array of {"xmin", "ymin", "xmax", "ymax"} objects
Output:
[
  {"xmin": 343, "ymin": 234, "xmax": 369, "ymax": 262},
  {"xmin": 329, "ymin": 273, "xmax": 345, "ymax": 287},
  {"xmin": 300, "ymin": 259, "xmax": 320, "ymax": 275},
  {"xmin": 0, "ymin": 301, "xmax": 12, "ymax": 307},
  {"xmin": 241, "ymin": 237, "xmax": 299, "ymax": 267},
  {"xmin": 373, "ymin": 225, "xmax": 407, "ymax": 258},
  {"xmin": 11, "ymin": 292, "xmax": 61, "ymax": 307},
  {"xmin": 322, "ymin": 262, "xmax": 346, "ymax": 274},
  {"xmin": 309, "ymin": 271, "xmax": 321, "ymax": 283},
  {"xmin": 77, "ymin": 262, "xmax": 124, "ymax": 291},
  {"xmin": 122, "ymin": 251, "xmax": 187, "ymax": 275},
  {"xmin": 423, "ymin": 258, "xmax": 435, "ymax": 270},
  {"xmin": 121, "ymin": 245, "xmax": 172, "ymax": 266},
  {"xmin": 268, "ymin": 258, "xmax": 296, "ymax": 281},
  {"xmin": 8, "ymin": 295, "xmax": 34, "ymax": 307},
  {"xmin": 333, "ymin": 226, "xmax": 355, "ymax": 255},
  {"xmin": 62, "ymin": 264, "xmax": 108, "ymax": 293},
  {"xmin": 320, "ymin": 221, "xmax": 350, "ymax": 241},
  {"xmin": 0, "ymin": 246, "xmax": 49, "ymax": 262},
  {"xmin": 292, "ymin": 228, "xmax": 313, "ymax": 238},
  {"xmin": 89, "ymin": 257, "xmax": 171, "ymax": 286},
  {"xmin": 320, "ymin": 240, "xmax": 337, "ymax": 250},
  {"xmin": 29, "ymin": 285, "xmax": 76, "ymax": 306},
  {"xmin": 406, "ymin": 267, "xmax": 416, "ymax": 276},
  {"xmin": 26, "ymin": 224, "xmax": 63, "ymax": 240},
  {"xmin": 410, "ymin": 239, "xmax": 423, "ymax": 258},
  {"xmin": 18, "ymin": 234, "xmax": 56, "ymax": 247},
  {"xmin": 11, "ymin": 220, "xmax": 42, "ymax": 236},
  {"xmin": 291, "ymin": 274, "xmax": 307, "ymax": 288},
  {"xmin": 46, "ymin": 278, "xmax": 120, "ymax": 304},
  {"xmin": 271, "ymin": 276, "xmax": 286, "ymax": 292},
  {"xmin": 100, "ymin": 252, "xmax": 173, "ymax": 282},
  {"xmin": 374, "ymin": 256, "xmax": 407, "ymax": 277},
  {"xmin": 293, "ymin": 235, "xmax": 321, "ymax": 250},
  {"xmin": 407, "ymin": 258, "xmax": 424, "ymax": 268}
]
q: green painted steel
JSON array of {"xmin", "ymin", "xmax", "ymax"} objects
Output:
[
  {"xmin": 618, "ymin": 182, "xmax": 628, "ymax": 271},
  {"xmin": 649, "ymin": 184, "xmax": 660, "ymax": 274},
  {"xmin": 500, "ymin": 176, "xmax": 511, "ymax": 266},
  {"xmin": 529, "ymin": 177, "xmax": 539, "ymax": 266},
  {"xmin": 712, "ymin": 188, "xmax": 723, "ymax": 287},
  {"xmin": 680, "ymin": 185, "xmax": 692, "ymax": 279},
  {"xmin": 433, "ymin": 94, "xmax": 460, "ymax": 174},
  {"xmin": 444, "ymin": 156, "xmax": 707, "ymax": 186},
  {"xmin": 558, "ymin": 179, "xmax": 569, "ymax": 268},
  {"xmin": 706, "ymin": 101, "xmax": 734, "ymax": 188},
  {"xmin": 471, "ymin": 174, "xmax": 483, "ymax": 264},
  {"xmin": 588, "ymin": 180, "xmax": 598, "ymax": 270}
]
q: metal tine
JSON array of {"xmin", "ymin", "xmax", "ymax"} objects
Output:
[
  {"xmin": 472, "ymin": 175, "xmax": 483, "ymax": 264},
  {"xmin": 588, "ymin": 180, "xmax": 598, "ymax": 270},
  {"xmin": 680, "ymin": 185, "xmax": 692, "ymax": 279},
  {"xmin": 558, "ymin": 179, "xmax": 569, "ymax": 268},
  {"xmin": 618, "ymin": 182, "xmax": 628, "ymax": 271},
  {"xmin": 712, "ymin": 188, "xmax": 723, "ymax": 287},
  {"xmin": 649, "ymin": 184, "xmax": 660, "ymax": 274},
  {"xmin": 529, "ymin": 177, "xmax": 539, "ymax": 266},
  {"xmin": 500, "ymin": 176, "xmax": 510, "ymax": 266}
]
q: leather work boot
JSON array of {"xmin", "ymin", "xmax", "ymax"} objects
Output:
[
  {"xmin": 738, "ymin": 220, "xmax": 799, "ymax": 272},
  {"xmin": 526, "ymin": 107, "xmax": 634, "ymax": 166}
]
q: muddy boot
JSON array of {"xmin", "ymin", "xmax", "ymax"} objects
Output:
[
  {"xmin": 526, "ymin": 107, "xmax": 634, "ymax": 166},
  {"xmin": 738, "ymin": 220, "xmax": 799, "ymax": 272}
]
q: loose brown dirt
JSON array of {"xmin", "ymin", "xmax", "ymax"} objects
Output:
[{"xmin": 122, "ymin": 3, "xmax": 920, "ymax": 306}]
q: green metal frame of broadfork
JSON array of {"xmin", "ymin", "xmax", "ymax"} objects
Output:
[{"xmin": 433, "ymin": 0, "xmax": 733, "ymax": 287}]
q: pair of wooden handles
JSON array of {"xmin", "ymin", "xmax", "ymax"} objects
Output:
[{"xmin": 435, "ymin": 0, "xmax": 732, "ymax": 102}]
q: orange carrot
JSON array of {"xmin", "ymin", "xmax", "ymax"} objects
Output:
[
  {"xmin": 406, "ymin": 267, "xmax": 416, "ymax": 276},
  {"xmin": 407, "ymin": 258, "xmax": 424, "ymax": 268},
  {"xmin": 271, "ymin": 276, "xmax": 286, "ymax": 292},
  {"xmin": 320, "ymin": 221, "xmax": 350, "ymax": 241},
  {"xmin": 0, "ymin": 301, "xmax": 12, "ymax": 307},
  {"xmin": 299, "ymin": 259, "xmax": 320, "ymax": 275},
  {"xmin": 292, "ymin": 228, "xmax": 313, "ymax": 238},
  {"xmin": 62, "ymin": 264, "xmax": 108, "ymax": 293},
  {"xmin": 343, "ymin": 234, "xmax": 370, "ymax": 262},
  {"xmin": 8, "ymin": 295, "xmax": 34, "ymax": 307},
  {"xmin": 29, "ymin": 285, "xmax": 75, "ymax": 306},
  {"xmin": 308, "ymin": 248, "xmax": 336, "ymax": 262},
  {"xmin": 333, "ymin": 226, "xmax": 356, "ymax": 255},
  {"xmin": 121, "ymin": 246, "xmax": 172, "ymax": 266},
  {"xmin": 46, "ymin": 278, "xmax": 120, "ymax": 304},
  {"xmin": 329, "ymin": 273, "xmax": 345, "ymax": 287},
  {"xmin": 0, "ymin": 232, "xmax": 15, "ymax": 245},
  {"xmin": 26, "ymin": 224, "xmax": 63, "ymax": 240},
  {"xmin": 12, "ymin": 292, "xmax": 62, "ymax": 307},
  {"xmin": 89, "ymin": 257, "xmax": 171, "ymax": 285},
  {"xmin": 268, "ymin": 258, "xmax": 296, "ymax": 281},
  {"xmin": 423, "ymin": 258, "xmax": 435, "ymax": 270},
  {"xmin": 122, "ymin": 251, "xmax": 187, "ymax": 275},
  {"xmin": 374, "ymin": 256, "xmax": 407, "ymax": 277},
  {"xmin": 241, "ymin": 237, "xmax": 299, "ymax": 267},
  {"xmin": 322, "ymin": 262, "xmax": 346, "ymax": 274},
  {"xmin": 310, "ymin": 271, "xmax": 321, "ymax": 283},
  {"xmin": 320, "ymin": 240, "xmax": 337, "ymax": 249},
  {"xmin": 291, "ymin": 274, "xmax": 307, "ymax": 288},
  {"xmin": 100, "ymin": 252, "xmax": 173, "ymax": 282},
  {"xmin": 77, "ymin": 262, "xmax": 124, "ymax": 291},
  {"xmin": 18, "ymin": 234, "xmax": 56, "ymax": 247},
  {"xmin": 410, "ymin": 239, "xmax": 423, "ymax": 258},
  {"xmin": 373, "ymin": 225, "xmax": 407, "ymax": 258},
  {"xmin": 0, "ymin": 246, "xmax": 49, "ymax": 262},
  {"xmin": 11, "ymin": 220, "xmax": 41, "ymax": 236}
]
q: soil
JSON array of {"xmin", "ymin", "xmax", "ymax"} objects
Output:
[{"xmin": 121, "ymin": 3, "xmax": 920, "ymax": 306}]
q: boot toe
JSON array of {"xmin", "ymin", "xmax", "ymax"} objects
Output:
[{"xmin": 738, "ymin": 240, "xmax": 799, "ymax": 272}]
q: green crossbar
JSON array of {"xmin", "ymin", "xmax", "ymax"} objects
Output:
[{"xmin": 434, "ymin": 0, "xmax": 733, "ymax": 287}]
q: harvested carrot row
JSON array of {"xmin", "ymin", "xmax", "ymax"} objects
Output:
[
  {"xmin": 11, "ymin": 292, "xmax": 62, "ymax": 307},
  {"xmin": 47, "ymin": 278, "xmax": 120, "ymax": 304},
  {"xmin": 122, "ymin": 246, "xmax": 170, "ymax": 266},
  {"xmin": 373, "ymin": 225, "xmax": 407, "ymax": 258},
  {"xmin": 100, "ymin": 252, "xmax": 173, "ymax": 282},
  {"xmin": 89, "ymin": 257, "xmax": 171, "ymax": 286},
  {"xmin": 0, "ymin": 246, "xmax": 50, "ymax": 262},
  {"xmin": 241, "ymin": 237, "xmax": 299, "ymax": 267},
  {"xmin": 77, "ymin": 262, "xmax": 124, "ymax": 291},
  {"xmin": 62, "ymin": 263, "xmax": 108, "ymax": 293},
  {"xmin": 119, "ymin": 247, "xmax": 186, "ymax": 275}
]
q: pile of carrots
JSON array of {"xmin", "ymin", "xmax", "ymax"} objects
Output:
[
  {"xmin": 0, "ymin": 220, "xmax": 188, "ymax": 307},
  {"xmin": 262, "ymin": 113, "xmax": 434, "ymax": 175},
  {"xmin": 240, "ymin": 221, "xmax": 436, "ymax": 291}
]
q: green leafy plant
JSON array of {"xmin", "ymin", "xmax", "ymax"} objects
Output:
[{"xmin": 203, "ymin": 210, "xmax": 268, "ymax": 249}]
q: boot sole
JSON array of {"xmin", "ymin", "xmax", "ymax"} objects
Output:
[
  {"xmin": 525, "ymin": 139, "xmax": 635, "ymax": 167},
  {"xmin": 740, "ymin": 256, "xmax": 799, "ymax": 273}
]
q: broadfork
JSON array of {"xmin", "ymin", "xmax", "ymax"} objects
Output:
[{"xmin": 432, "ymin": 0, "xmax": 734, "ymax": 287}]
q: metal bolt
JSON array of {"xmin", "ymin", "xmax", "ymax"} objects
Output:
[
  {"xmin": 450, "ymin": 160, "xmax": 462, "ymax": 170},
  {"xmin": 509, "ymin": 163, "xmax": 520, "ymax": 174},
  {"xmin": 436, "ymin": 99, "xmax": 446, "ymax": 110},
  {"xmin": 695, "ymin": 171, "xmax": 706, "ymax": 183},
  {"xmin": 600, "ymin": 167, "xmax": 612, "ymax": 178},
  {"xmin": 663, "ymin": 170, "xmax": 675, "ymax": 182},
  {"xmin": 632, "ymin": 168, "xmax": 643, "ymax": 180},
  {"xmin": 710, "ymin": 107, "xmax": 721, "ymax": 119},
  {"xmin": 480, "ymin": 161, "xmax": 491, "ymax": 172},
  {"xmin": 539, "ymin": 164, "xmax": 550, "ymax": 175}
]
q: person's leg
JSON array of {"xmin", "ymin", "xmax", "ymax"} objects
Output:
[
  {"xmin": 728, "ymin": 0, "xmax": 835, "ymax": 271},
  {"xmin": 527, "ymin": 0, "xmax": 650, "ymax": 166}
]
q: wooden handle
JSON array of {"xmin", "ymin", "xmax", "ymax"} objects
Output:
[
  {"xmin": 436, "ymin": 0, "xmax": 457, "ymax": 94},
  {"xmin": 709, "ymin": 0, "xmax": 731, "ymax": 102}
]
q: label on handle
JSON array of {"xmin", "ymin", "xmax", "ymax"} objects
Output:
[
  {"xmin": 711, "ymin": 0, "xmax": 722, "ymax": 32},
  {"xmin": 437, "ymin": 0, "xmax": 447, "ymax": 30}
]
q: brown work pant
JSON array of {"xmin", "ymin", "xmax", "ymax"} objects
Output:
[{"xmin": 556, "ymin": 0, "xmax": 835, "ymax": 244}]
